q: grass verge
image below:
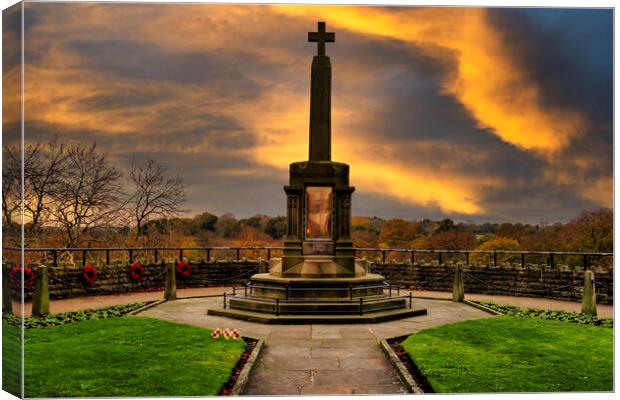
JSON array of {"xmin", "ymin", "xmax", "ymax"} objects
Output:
[
  {"xmin": 402, "ymin": 316, "xmax": 613, "ymax": 393},
  {"xmin": 21, "ymin": 316, "xmax": 245, "ymax": 397}
]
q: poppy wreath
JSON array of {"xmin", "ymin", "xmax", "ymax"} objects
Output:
[
  {"xmin": 82, "ymin": 264, "xmax": 98, "ymax": 286},
  {"xmin": 8, "ymin": 266, "xmax": 36, "ymax": 289},
  {"xmin": 176, "ymin": 260, "xmax": 191, "ymax": 278},
  {"xmin": 128, "ymin": 262, "xmax": 144, "ymax": 281}
]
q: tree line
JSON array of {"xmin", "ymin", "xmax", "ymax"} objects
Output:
[{"xmin": 2, "ymin": 140, "xmax": 612, "ymax": 254}]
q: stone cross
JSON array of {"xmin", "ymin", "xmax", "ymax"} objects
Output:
[{"xmin": 308, "ymin": 21, "xmax": 335, "ymax": 56}]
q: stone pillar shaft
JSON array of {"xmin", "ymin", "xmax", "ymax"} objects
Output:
[{"xmin": 309, "ymin": 55, "xmax": 331, "ymax": 161}]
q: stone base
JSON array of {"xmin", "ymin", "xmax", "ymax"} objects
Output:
[
  {"xmin": 207, "ymin": 306, "xmax": 428, "ymax": 324},
  {"xmin": 213, "ymin": 270, "xmax": 427, "ymax": 324},
  {"xmin": 269, "ymin": 257, "xmax": 367, "ymax": 278}
]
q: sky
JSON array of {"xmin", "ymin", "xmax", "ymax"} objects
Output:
[{"xmin": 2, "ymin": 2, "xmax": 613, "ymax": 224}]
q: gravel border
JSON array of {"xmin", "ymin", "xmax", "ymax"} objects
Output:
[
  {"xmin": 379, "ymin": 337, "xmax": 425, "ymax": 394},
  {"xmin": 230, "ymin": 338, "xmax": 264, "ymax": 395}
]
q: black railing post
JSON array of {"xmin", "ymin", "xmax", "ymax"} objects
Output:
[
  {"xmin": 236, "ymin": 248, "xmax": 240, "ymax": 261},
  {"xmin": 129, "ymin": 249, "xmax": 133, "ymax": 263},
  {"xmin": 285, "ymin": 285, "xmax": 289, "ymax": 301},
  {"xmin": 382, "ymin": 250, "xmax": 387, "ymax": 263},
  {"xmin": 359, "ymin": 297, "xmax": 363, "ymax": 315},
  {"xmin": 466, "ymin": 252, "xmax": 469, "ymax": 266},
  {"xmin": 411, "ymin": 250, "xmax": 415, "ymax": 264},
  {"xmin": 389, "ymin": 284, "xmax": 392, "ymax": 298},
  {"xmin": 154, "ymin": 249, "xmax": 158, "ymax": 264},
  {"xmin": 207, "ymin": 248, "xmax": 211, "ymax": 261},
  {"xmin": 493, "ymin": 252, "xmax": 497, "ymax": 267},
  {"xmin": 267, "ymin": 248, "xmax": 271, "ymax": 260},
  {"xmin": 438, "ymin": 252, "xmax": 442, "ymax": 264},
  {"xmin": 244, "ymin": 284, "xmax": 248, "ymax": 297},
  {"xmin": 409, "ymin": 291, "xmax": 412, "ymax": 308},
  {"xmin": 105, "ymin": 249, "xmax": 110, "ymax": 265},
  {"xmin": 233, "ymin": 286, "xmax": 236, "ymax": 296},
  {"xmin": 52, "ymin": 250, "xmax": 58, "ymax": 269},
  {"xmin": 583, "ymin": 254, "xmax": 588, "ymax": 270},
  {"xmin": 223, "ymin": 292, "xmax": 227, "ymax": 309},
  {"xmin": 550, "ymin": 253, "xmax": 555, "ymax": 269},
  {"xmin": 82, "ymin": 250, "xmax": 87, "ymax": 265},
  {"xmin": 179, "ymin": 249, "xmax": 183, "ymax": 261},
  {"xmin": 276, "ymin": 298, "xmax": 280, "ymax": 316},
  {"xmin": 521, "ymin": 253, "xmax": 525, "ymax": 269},
  {"xmin": 349, "ymin": 285, "xmax": 353, "ymax": 300}
]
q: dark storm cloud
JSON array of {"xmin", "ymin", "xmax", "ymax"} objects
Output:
[
  {"xmin": 12, "ymin": 4, "xmax": 613, "ymax": 223},
  {"xmin": 487, "ymin": 8, "xmax": 613, "ymax": 138},
  {"xmin": 67, "ymin": 39, "xmax": 267, "ymax": 97}
]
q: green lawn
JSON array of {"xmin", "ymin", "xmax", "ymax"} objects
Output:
[
  {"xmin": 22, "ymin": 316, "xmax": 246, "ymax": 397},
  {"xmin": 403, "ymin": 316, "xmax": 613, "ymax": 393},
  {"xmin": 2, "ymin": 321, "xmax": 22, "ymax": 397}
]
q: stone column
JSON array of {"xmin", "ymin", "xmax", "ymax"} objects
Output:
[
  {"xmin": 309, "ymin": 55, "xmax": 331, "ymax": 161},
  {"xmin": 581, "ymin": 270, "xmax": 597, "ymax": 316},
  {"xmin": 2, "ymin": 264, "xmax": 13, "ymax": 314},
  {"xmin": 32, "ymin": 265, "xmax": 50, "ymax": 316},
  {"xmin": 164, "ymin": 263, "xmax": 176, "ymax": 301},
  {"xmin": 452, "ymin": 264, "xmax": 465, "ymax": 302}
]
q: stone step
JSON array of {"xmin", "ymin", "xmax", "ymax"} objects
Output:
[
  {"xmin": 207, "ymin": 305, "xmax": 427, "ymax": 324},
  {"xmin": 229, "ymin": 296, "xmax": 408, "ymax": 315}
]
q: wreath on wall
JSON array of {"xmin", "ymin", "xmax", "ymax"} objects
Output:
[
  {"xmin": 8, "ymin": 266, "xmax": 36, "ymax": 289},
  {"xmin": 82, "ymin": 264, "xmax": 98, "ymax": 286},
  {"xmin": 129, "ymin": 262, "xmax": 144, "ymax": 281},
  {"xmin": 176, "ymin": 260, "xmax": 191, "ymax": 278}
]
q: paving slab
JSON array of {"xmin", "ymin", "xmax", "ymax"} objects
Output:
[{"xmin": 137, "ymin": 293, "xmax": 493, "ymax": 395}]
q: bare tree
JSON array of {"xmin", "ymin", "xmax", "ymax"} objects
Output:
[
  {"xmin": 2, "ymin": 144, "xmax": 21, "ymax": 229},
  {"xmin": 3, "ymin": 139, "xmax": 69, "ymax": 245},
  {"xmin": 129, "ymin": 159, "xmax": 187, "ymax": 240},
  {"xmin": 52, "ymin": 142, "xmax": 126, "ymax": 247}
]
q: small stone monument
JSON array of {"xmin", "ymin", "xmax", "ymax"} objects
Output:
[{"xmin": 210, "ymin": 22, "xmax": 426, "ymax": 322}]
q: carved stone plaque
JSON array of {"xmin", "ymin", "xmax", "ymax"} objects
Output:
[{"xmin": 303, "ymin": 241, "xmax": 335, "ymax": 255}]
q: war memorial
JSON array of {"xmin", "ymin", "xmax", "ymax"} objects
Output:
[
  {"xmin": 209, "ymin": 22, "xmax": 426, "ymax": 323},
  {"xmin": 1, "ymin": 5, "xmax": 613, "ymax": 397}
]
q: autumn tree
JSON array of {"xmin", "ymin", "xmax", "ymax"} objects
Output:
[
  {"xmin": 214, "ymin": 213, "xmax": 240, "ymax": 238},
  {"xmin": 128, "ymin": 159, "xmax": 187, "ymax": 241},
  {"xmin": 560, "ymin": 208, "xmax": 613, "ymax": 253},
  {"xmin": 425, "ymin": 229, "xmax": 476, "ymax": 250},
  {"xmin": 378, "ymin": 219, "xmax": 419, "ymax": 248}
]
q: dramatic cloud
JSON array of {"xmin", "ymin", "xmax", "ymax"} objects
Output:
[{"xmin": 4, "ymin": 3, "xmax": 612, "ymax": 223}]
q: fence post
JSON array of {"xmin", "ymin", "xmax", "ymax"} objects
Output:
[
  {"xmin": 32, "ymin": 265, "xmax": 50, "ymax": 317},
  {"xmin": 2, "ymin": 265, "xmax": 13, "ymax": 314},
  {"xmin": 164, "ymin": 263, "xmax": 177, "ymax": 301},
  {"xmin": 581, "ymin": 270, "xmax": 597, "ymax": 316},
  {"xmin": 452, "ymin": 264, "xmax": 464, "ymax": 302},
  {"xmin": 382, "ymin": 250, "xmax": 387, "ymax": 263}
]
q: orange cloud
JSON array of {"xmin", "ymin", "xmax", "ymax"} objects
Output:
[{"xmin": 273, "ymin": 5, "xmax": 588, "ymax": 153}]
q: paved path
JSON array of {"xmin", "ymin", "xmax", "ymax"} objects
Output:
[
  {"xmin": 137, "ymin": 296, "xmax": 491, "ymax": 395},
  {"xmin": 15, "ymin": 287, "xmax": 614, "ymax": 317}
]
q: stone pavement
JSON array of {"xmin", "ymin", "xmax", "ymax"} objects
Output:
[
  {"xmin": 15, "ymin": 287, "xmax": 614, "ymax": 317},
  {"xmin": 137, "ymin": 295, "xmax": 492, "ymax": 395}
]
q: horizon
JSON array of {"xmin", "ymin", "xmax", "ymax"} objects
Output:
[{"xmin": 2, "ymin": 4, "xmax": 613, "ymax": 224}]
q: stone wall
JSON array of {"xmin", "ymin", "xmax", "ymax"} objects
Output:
[
  {"xmin": 370, "ymin": 262, "xmax": 614, "ymax": 305},
  {"xmin": 6, "ymin": 260, "xmax": 613, "ymax": 305},
  {"xmin": 9, "ymin": 260, "xmax": 263, "ymax": 300}
]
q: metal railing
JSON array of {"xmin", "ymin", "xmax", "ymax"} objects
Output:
[
  {"xmin": 222, "ymin": 282, "xmax": 413, "ymax": 316},
  {"xmin": 1, "ymin": 245, "xmax": 613, "ymax": 269}
]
